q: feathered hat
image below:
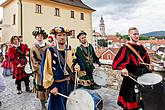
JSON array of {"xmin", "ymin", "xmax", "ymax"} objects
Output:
[
  {"xmin": 48, "ymin": 36, "xmax": 54, "ymax": 41},
  {"xmin": 50, "ymin": 27, "xmax": 72, "ymax": 36}
]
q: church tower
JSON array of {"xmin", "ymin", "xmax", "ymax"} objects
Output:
[{"xmin": 99, "ymin": 16, "xmax": 106, "ymax": 36}]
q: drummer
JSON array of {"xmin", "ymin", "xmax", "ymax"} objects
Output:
[
  {"xmin": 112, "ymin": 27, "xmax": 153, "ymax": 110},
  {"xmin": 30, "ymin": 29, "xmax": 49, "ymax": 110},
  {"xmin": 40, "ymin": 27, "xmax": 86, "ymax": 110},
  {"xmin": 76, "ymin": 32, "xmax": 101, "ymax": 90}
]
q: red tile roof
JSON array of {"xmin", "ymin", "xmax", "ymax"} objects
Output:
[
  {"xmin": 95, "ymin": 47, "xmax": 120, "ymax": 57},
  {"xmin": 106, "ymin": 35, "xmax": 120, "ymax": 42},
  {"xmin": 95, "ymin": 47, "xmax": 108, "ymax": 57},
  {"xmin": 140, "ymin": 40, "xmax": 165, "ymax": 45}
]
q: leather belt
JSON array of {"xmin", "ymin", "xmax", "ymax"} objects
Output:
[{"xmin": 54, "ymin": 77, "xmax": 70, "ymax": 83}]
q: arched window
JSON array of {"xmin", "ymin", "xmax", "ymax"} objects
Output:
[{"xmin": 107, "ymin": 54, "xmax": 111, "ymax": 59}]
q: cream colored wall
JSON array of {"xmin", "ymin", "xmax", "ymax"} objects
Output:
[
  {"xmin": 2, "ymin": 0, "xmax": 18, "ymax": 43},
  {"xmin": 22, "ymin": 0, "xmax": 93, "ymax": 48}
]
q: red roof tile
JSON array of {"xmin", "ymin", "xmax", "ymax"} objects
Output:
[{"xmin": 140, "ymin": 40, "xmax": 165, "ymax": 45}]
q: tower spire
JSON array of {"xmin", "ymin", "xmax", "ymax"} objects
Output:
[{"xmin": 99, "ymin": 16, "xmax": 106, "ymax": 36}]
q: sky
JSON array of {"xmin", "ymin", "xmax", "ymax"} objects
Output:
[
  {"xmin": 82, "ymin": 0, "xmax": 165, "ymax": 35},
  {"xmin": 0, "ymin": 0, "xmax": 165, "ymax": 35}
]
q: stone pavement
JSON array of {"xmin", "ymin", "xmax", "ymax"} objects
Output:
[{"xmin": 0, "ymin": 67, "xmax": 122, "ymax": 110}]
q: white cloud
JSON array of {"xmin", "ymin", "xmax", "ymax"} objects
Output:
[
  {"xmin": 0, "ymin": 0, "xmax": 164, "ymax": 35},
  {"xmin": 82, "ymin": 0, "xmax": 165, "ymax": 35}
]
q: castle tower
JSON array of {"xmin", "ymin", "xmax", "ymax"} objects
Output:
[{"xmin": 99, "ymin": 16, "xmax": 106, "ymax": 36}]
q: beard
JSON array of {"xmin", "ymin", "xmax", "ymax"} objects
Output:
[
  {"xmin": 130, "ymin": 37, "xmax": 139, "ymax": 43},
  {"xmin": 58, "ymin": 42, "xmax": 65, "ymax": 45}
]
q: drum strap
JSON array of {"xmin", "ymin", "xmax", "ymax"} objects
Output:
[{"xmin": 125, "ymin": 43, "xmax": 144, "ymax": 63}]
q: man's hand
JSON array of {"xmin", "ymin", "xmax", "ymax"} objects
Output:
[
  {"xmin": 17, "ymin": 64, "xmax": 22, "ymax": 67},
  {"xmin": 50, "ymin": 87, "xmax": 58, "ymax": 95},
  {"xmin": 149, "ymin": 64, "xmax": 154, "ymax": 71},
  {"xmin": 74, "ymin": 64, "xmax": 80, "ymax": 72},
  {"xmin": 121, "ymin": 68, "xmax": 128, "ymax": 77}
]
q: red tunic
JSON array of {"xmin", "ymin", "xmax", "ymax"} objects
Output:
[
  {"xmin": 1, "ymin": 52, "xmax": 12, "ymax": 69},
  {"xmin": 8, "ymin": 43, "xmax": 29, "ymax": 81},
  {"xmin": 112, "ymin": 42, "xmax": 151, "ymax": 109}
]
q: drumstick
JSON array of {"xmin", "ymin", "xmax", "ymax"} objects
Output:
[
  {"xmin": 140, "ymin": 62, "xmax": 151, "ymax": 66},
  {"xmin": 74, "ymin": 71, "xmax": 78, "ymax": 94},
  {"xmin": 140, "ymin": 62, "xmax": 160, "ymax": 67},
  {"xmin": 128, "ymin": 75, "xmax": 144, "ymax": 87},
  {"xmin": 57, "ymin": 92, "xmax": 78, "ymax": 103}
]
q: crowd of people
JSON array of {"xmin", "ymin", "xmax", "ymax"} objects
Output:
[{"xmin": 0, "ymin": 27, "xmax": 161, "ymax": 110}]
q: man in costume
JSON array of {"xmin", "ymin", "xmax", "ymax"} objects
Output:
[
  {"xmin": 112, "ymin": 27, "xmax": 152, "ymax": 110},
  {"xmin": 18, "ymin": 35, "xmax": 23, "ymax": 43},
  {"xmin": 47, "ymin": 35, "xmax": 56, "ymax": 47},
  {"xmin": 8, "ymin": 36, "xmax": 31, "ymax": 94},
  {"xmin": 41, "ymin": 27, "xmax": 85, "ymax": 110},
  {"xmin": 30, "ymin": 29, "xmax": 49, "ymax": 110},
  {"xmin": 76, "ymin": 32, "xmax": 101, "ymax": 90}
]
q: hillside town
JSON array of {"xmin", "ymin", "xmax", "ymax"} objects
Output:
[
  {"xmin": 93, "ymin": 17, "xmax": 165, "ymax": 72},
  {"xmin": 0, "ymin": 0, "xmax": 165, "ymax": 110}
]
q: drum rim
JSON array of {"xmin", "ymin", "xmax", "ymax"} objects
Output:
[
  {"xmin": 137, "ymin": 73, "xmax": 163, "ymax": 85},
  {"xmin": 93, "ymin": 70, "xmax": 108, "ymax": 86},
  {"xmin": 66, "ymin": 89, "xmax": 95, "ymax": 110}
]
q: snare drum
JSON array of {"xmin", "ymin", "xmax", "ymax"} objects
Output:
[
  {"xmin": 66, "ymin": 89, "xmax": 103, "ymax": 110},
  {"xmin": 24, "ymin": 63, "xmax": 32, "ymax": 74},
  {"xmin": 93, "ymin": 69, "xmax": 108, "ymax": 86},
  {"xmin": 137, "ymin": 73, "xmax": 165, "ymax": 110}
]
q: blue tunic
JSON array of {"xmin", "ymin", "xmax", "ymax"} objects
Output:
[{"xmin": 41, "ymin": 47, "xmax": 74, "ymax": 110}]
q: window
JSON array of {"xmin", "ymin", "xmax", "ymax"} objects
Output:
[
  {"xmin": 70, "ymin": 30, "xmax": 75, "ymax": 38},
  {"xmin": 13, "ymin": 14, "xmax": 16, "ymax": 25},
  {"xmin": 36, "ymin": 4, "xmax": 41, "ymax": 13},
  {"xmin": 55, "ymin": 8, "xmax": 60, "ymax": 16},
  {"xmin": 108, "ymin": 41, "xmax": 112, "ymax": 45},
  {"xmin": 80, "ymin": 13, "xmax": 84, "ymax": 20},
  {"xmin": 36, "ymin": 27, "xmax": 42, "ymax": 31},
  {"xmin": 71, "ymin": 11, "xmax": 74, "ymax": 18},
  {"xmin": 107, "ymin": 54, "xmax": 111, "ymax": 59}
]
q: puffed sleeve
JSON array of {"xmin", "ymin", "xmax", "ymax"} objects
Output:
[
  {"xmin": 112, "ymin": 46, "xmax": 130, "ymax": 70},
  {"xmin": 41, "ymin": 49, "xmax": 54, "ymax": 89}
]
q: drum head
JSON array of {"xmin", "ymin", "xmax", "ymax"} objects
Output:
[
  {"xmin": 66, "ymin": 89, "xmax": 94, "ymax": 110},
  {"xmin": 93, "ymin": 70, "xmax": 108, "ymax": 86},
  {"xmin": 137, "ymin": 73, "xmax": 162, "ymax": 85},
  {"xmin": 25, "ymin": 63, "xmax": 32, "ymax": 74}
]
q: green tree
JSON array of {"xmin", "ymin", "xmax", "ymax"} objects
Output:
[
  {"xmin": 139, "ymin": 36, "xmax": 150, "ymax": 40},
  {"xmin": 121, "ymin": 35, "xmax": 130, "ymax": 40},
  {"xmin": 98, "ymin": 39, "xmax": 108, "ymax": 47},
  {"xmin": 115, "ymin": 32, "xmax": 122, "ymax": 39}
]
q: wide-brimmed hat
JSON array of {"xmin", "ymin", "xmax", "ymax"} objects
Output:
[
  {"xmin": 32, "ymin": 29, "xmax": 48, "ymax": 39},
  {"xmin": 77, "ymin": 32, "xmax": 87, "ymax": 39},
  {"xmin": 50, "ymin": 27, "xmax": 72, "ymax": 36}
]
